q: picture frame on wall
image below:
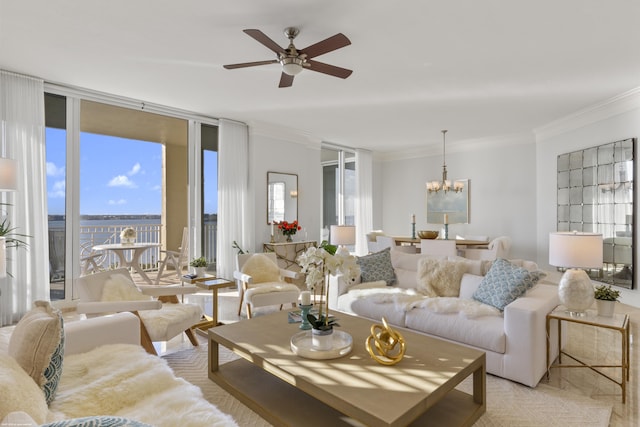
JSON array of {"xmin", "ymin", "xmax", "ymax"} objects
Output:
[{"xmin": 426, "ymin": 179, "xmax": 470, "ymax": 224}]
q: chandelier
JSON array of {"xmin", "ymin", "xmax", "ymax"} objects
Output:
[{"xmin": 426, "ymin": 130, "xmax": 464, "ymax": 193}]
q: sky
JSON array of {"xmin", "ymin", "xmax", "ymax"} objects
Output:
[{"xmin": 45, "ymin": 128, "xmax": 218, "ymax": 216}]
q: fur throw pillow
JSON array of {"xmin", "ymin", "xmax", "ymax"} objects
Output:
[
  {"xmin": 241, "ymin": 254, "xmax": 281, "ymax": 284},
  {"xmin": 416, "ymin": 258, "xmax": 467, "ymax": 297},
  {"xmin": 101, "ymin": 274, "xmax": 150, "ymax": 301}
]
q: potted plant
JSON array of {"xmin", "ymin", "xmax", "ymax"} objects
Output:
[
  {"xmin": 594, "ymin": 284, "xmax": 620, "ymax": 317},
  {"xmin": 120, "ymin": 227, "xmax": 137, "ymax": 244},
  {"xmin": 277, "ymin": 220, "xmax": 301, "ymax": 242},
  {"xmin": 306, "ymin": 313, "xmax": 340, "ymax": 350},
  {"xmin": 189, "ymin": 256, "xmax": 207, "ymax": 277}
]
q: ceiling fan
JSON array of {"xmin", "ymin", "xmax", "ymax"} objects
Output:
[{"xmin": 223, "ymin": 27, "xmax": 352, "ymax": 88}]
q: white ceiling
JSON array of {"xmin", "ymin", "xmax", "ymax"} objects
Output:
[{"xmin": 2, "ymin": 0, "xmax": 640, "ymax": 154}]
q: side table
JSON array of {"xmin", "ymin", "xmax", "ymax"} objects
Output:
[
  {"xmin": 181, "ymin": 274, "xmax": 235, "ymax": 336},
  {"xmin": 546, "ymin": 306, "xmax": 630, "ymax": 403}
]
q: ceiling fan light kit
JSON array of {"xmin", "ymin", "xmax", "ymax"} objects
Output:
[{"xmin": 223, "ymin": 26, "xmax": 352, "ymax": 87}]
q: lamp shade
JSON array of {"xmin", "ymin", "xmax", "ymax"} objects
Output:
[
  {"xmin": 549, "ymin": 232, "xmax": 603, "ymax": 269},
  {"xmin": 330, "ymin": 225, "xmax": 356, "ymax": 246},
  {"xmin": 0, "ymin": 158, "xmax": 17, "ymax": 191}
]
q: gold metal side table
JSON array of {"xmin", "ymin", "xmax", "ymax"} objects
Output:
[
  {"xmin": 181, "ymin": 274, "xmax": 235, "ymax": 336},
  {"xmin": 546, "ymin": 306, "xmax": 630, "ymax": 403}
]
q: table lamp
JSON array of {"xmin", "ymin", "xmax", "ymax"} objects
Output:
[
  {"xmin": 0, "ymin": 157, "xmax": 17, "ymax": 279},
  {"xmin": 549, "ymin": 231, "xmax": 603, "ymax": 314},
  {"xmin": 330, "ymin": 225, "xmax": 355, "ymax": 255}
]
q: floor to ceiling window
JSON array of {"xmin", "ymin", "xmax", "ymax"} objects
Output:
[
  {"xmin": 321, "ymin": 145, "xmax": 356, "ymax": 246},
  {"xmin": 201, "ymin": 124, "xmax": 218, "ymax": 270},
  {"xmin": 44, "ymin": 90, "xmax": 216, "ymax": 301}
]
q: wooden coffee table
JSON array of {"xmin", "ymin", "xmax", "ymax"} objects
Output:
[{"xmin": 208, "ymin": 310, "xmax": 485, "ymax": 427}]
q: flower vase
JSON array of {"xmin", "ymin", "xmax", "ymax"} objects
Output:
[
  {"xmin": 192, "ymin": 266, "xmax": 206, "ymax": 277},
  {"xmin": 311, "ymin": 328, "xmax": 333, "ymax": 351},
  {"xmin": 286, "ymin": 234, "xmax": 293, "ymax": 242}
]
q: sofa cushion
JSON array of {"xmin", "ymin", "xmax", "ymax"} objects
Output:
[
  {"xmin": 473, "ymin": 258, "xmax": 542, "ymax": 310},
  {"xmin": 356, "ymin": 247, "xmax": 396, "ymax": 285},
  {"xmin": 416, "ymin": 258, "xmax": 467, "ymax": 297},
  {"xmin": 241, "ymin": 254, "xmax": 281, "ymax": 284},
  {"xmin": 0, "ymin": 354, "xmax": 49, "ymax": 424},
  {"xmin": 42, "ymin": 416, "xmax": 153, "ymax": 427},
  {"xmin": 8, "ymin": 300, "xmax": 65, "ymax": 404},
  {"xmin": 405, "ymin": 307, "xmax": 506, "ymax": 353}
]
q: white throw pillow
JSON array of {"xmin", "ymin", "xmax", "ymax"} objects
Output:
[
  {"xmin": 101, "ymin": 274, "xmax": 150, "ymax": 301},
  {"xmin": 0, "ymin": 354, "xmax": 49, "ymax": 424},
  {"xmin": 416, "ymin": 258, "xmax": 467, "ymax": 297}
]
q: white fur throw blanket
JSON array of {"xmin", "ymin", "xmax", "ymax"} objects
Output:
[
  {"xmin": 48, "ymin": 344, "xmax": 238, "ymax": 427},
  {"xmin": 348, "ymin": 288, "xmax": 501, "ymax": 318}
]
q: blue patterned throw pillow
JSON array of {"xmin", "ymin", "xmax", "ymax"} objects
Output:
[
  {"xmin": 356, "ymin": 247, "xmax": 396, "ymax": 285},
  {"xmin": 42, "ymin": 416, "xmax": 153, "ymax": 427},
  {"xmin": 472, "ymin": 258, "xmax": 542, "ymax": 310},
  {"xmin": 8, "ymin": 300, "xmax": 65, "ymax": 404}
]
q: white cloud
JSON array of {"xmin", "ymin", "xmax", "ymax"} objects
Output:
[
  {"xmin": 151, "ymin": 185, "xmax": 161, "ymax": 191},
  {"xmin": 108, "ymin": 175, "xmax": 137, "ymax": 188},
  {"xmin": 46, "ymin": 162, "xmax": 65, "ymax": 177},
  {"xmin": 127, "ymin": 163, "xmax": 141, "ymax": 176},
  {"xmin": 108, "ymin": 199, "xmax": 127, "ymax": 205},
  {"xmin": 48, "ymin": 180, "xmax": 65, "ymax": 198}
]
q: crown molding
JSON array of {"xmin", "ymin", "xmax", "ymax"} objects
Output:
[
  {"xmin": 376, "ymin": 132, "xmax": 534, "ymax": 162},
  {"xmin": 534, "ymin": 87, "xmax": 640, "ymax": 141}
]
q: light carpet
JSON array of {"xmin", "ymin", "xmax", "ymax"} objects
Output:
[{"xmin": 163, "ymin": 344, "xmax": 612, "ymax": 427}]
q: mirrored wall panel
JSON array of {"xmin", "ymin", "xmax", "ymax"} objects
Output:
[{"xmin": 557, "ymin": 138, "xmax": 636, "ymax": 289}]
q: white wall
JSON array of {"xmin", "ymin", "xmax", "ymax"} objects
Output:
[
  {"xmin": 535, "ymin": 93, "xmax": 640, "ymax": 308},
  {"xmin": 378, "ymin": 138, "xmax": 538, "ymax": 260},
  {"xmin": 249, "ymin": 129, "xmax": 322, "ymax": 253}
]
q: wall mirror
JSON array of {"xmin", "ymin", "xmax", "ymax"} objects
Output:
[
  {"xmin": 557, "ymin": 138, "xmax": 636, "ymax": 289},
  {"xmin": 267, "ymin": 172, "xmax": 298, "ymax": 224}
]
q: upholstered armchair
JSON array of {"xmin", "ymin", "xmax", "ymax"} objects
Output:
[
  {"xmin": 75, "ymin": 268, "xmax": 203, "ymax": 355},
  {"xmin": 233, "ymin": 253, "xmax": 300, "ymax": 319}
]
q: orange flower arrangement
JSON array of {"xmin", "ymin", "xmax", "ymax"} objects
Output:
[{"xmin": 278, "ymin": 220, "xmax": 301, "ymax": 237}]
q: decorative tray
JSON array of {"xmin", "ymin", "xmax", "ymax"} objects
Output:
[{"xmin": 290, "ymin": 330, "xmax": 353, "ymax": 360}]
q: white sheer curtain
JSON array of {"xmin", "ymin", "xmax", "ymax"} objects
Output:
[
  {"xmin": 217, "ymin": 119, "xmax": 251, "ymax": 279},
  {"xmin": 355, "ymin": 149, "xmax": 373, "ymax": 256},
  {"xmin": 0, "ymin": 70, "xmax": 48, "ymax": 326}
]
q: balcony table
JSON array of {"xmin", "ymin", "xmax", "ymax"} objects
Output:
[{"xmin": 92, "ymin": 242, "xmax": 160, "ymax": 285}]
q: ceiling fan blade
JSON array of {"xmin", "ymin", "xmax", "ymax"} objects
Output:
[
  {"xmin": 223, "ymin": 59, "xmax": 278, "ymax": 69},
  {"xmin": 300, "ymin": 33, "xmax": 351, "ymax": 58},
  {"xmin": 307, "ymin": 60, "xmax": 353, "ymax": 79},
  {"xmin": 279, "ymin": 73, "xmax": 294, "ymax": 88},
  {"xmin": 243, "ymin": 29, "xmax": 285, "ymax": 54}
]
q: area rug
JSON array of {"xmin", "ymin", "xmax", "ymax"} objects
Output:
[{"xmin": 163, "ymin": 344, "xmax": 612, "ymax": 427}]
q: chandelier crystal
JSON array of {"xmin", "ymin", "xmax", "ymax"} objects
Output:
[{"xmin": 426, "ymin": 130, "xmax": 464, "ymax": 193}]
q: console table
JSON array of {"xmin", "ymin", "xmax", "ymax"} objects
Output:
[{"xmin": 263, "ymin": 240, "xmax": 316, "ymax": 287}]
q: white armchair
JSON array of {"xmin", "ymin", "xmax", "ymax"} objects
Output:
[
  {"xmin": 234, "ymin": 253, "xmax": 300, "ymax": 318},
  {"xmin": 75, "ymin": 268, "xmax": 203, "ymax": 355}
]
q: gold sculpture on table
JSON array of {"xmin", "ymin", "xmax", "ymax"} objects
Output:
[{"xmin": 366, "ymin": 317, "xmax": 406, "ymax": 365}]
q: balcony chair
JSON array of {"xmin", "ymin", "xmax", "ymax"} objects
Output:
[
  {"xmin": 420, "ymin": 239, "xmax": 457, "ymax": 256},
  {"xmin": 155, "ymin": 226, "xmax": 189, "ymax": 285},
  {"xmin": 463, "ymin": 236, "xmax": 512, "ymax": 261},
  {"xmin": 75, "ymin": 268, "xmax": 202, "ymax": 355},
  {"xmin": 234, "ymin": 253, "xmax": 301, "ymax": 319}
]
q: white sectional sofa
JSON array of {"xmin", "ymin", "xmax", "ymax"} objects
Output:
[
  {"xmin": 1, "ymin": 305, "xmax": 237, "ymax": 427},
  {"xmin": 328, "ymin": 249, "xmax": 561, "ymax": 387}
]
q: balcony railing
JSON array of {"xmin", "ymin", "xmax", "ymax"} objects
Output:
[{"xmin": 48, "ymin": 222, "xmax": 218, "ymax": 283}]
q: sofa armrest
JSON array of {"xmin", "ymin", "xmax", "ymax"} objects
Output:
[
  {"xmin": 503, "ymin": 283, "xmax": 560, "ymax": 386},
  {"xmin": 328, "ymin": 274, "xmax": 361, "ymax": 309},
  {"xmin": 76, "ymin": 300, "xmax": 162, "ymax": 314},
  {"xmin": 64, "ymin": 312, "xmax": 141, "ymax": 356},
  {"xmin": 139, "ymin": 285, "xmax": 199, "ymax": 297}
]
